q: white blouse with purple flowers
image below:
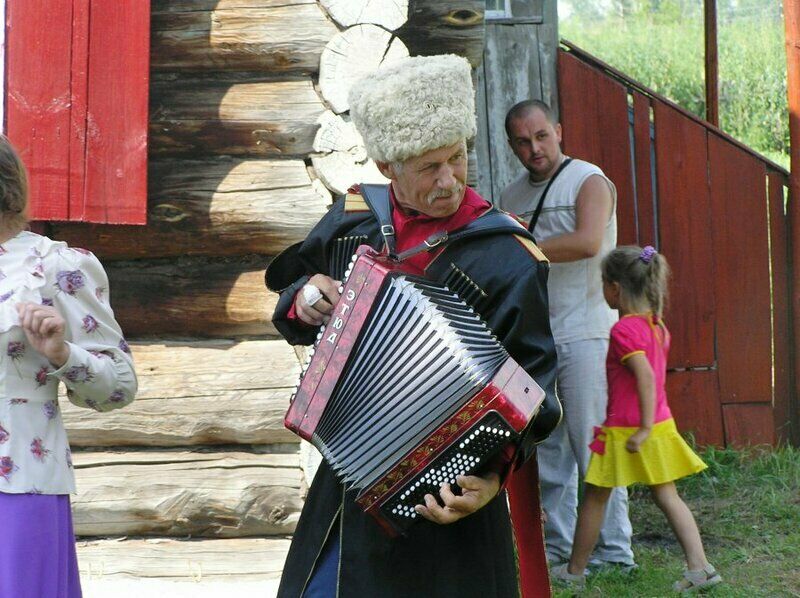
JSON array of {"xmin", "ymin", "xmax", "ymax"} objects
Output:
[{"xmin": 0, "ymin": 231, "xmax": 137, "ymax": 494}]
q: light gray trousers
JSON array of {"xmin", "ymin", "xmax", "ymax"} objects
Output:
[{"xmin": 536, "ymin": 338, "xmax": 635, "ymax": 565}]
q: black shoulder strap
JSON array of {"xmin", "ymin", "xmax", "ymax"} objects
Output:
[
  {"xmin": 359, "ymin": 183, "xmax": 395, "ymax": 254},
  {"xmin": 394, "ymin": 210, "xmax": 529, "ymax": 262},
  {"xmin": 527, "ymin": 157, "xmax": 573, "ymax": 233}
]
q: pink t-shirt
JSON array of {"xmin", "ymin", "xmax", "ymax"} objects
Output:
[{"xmin": 604, "ymin": 314, "xmax": 673, "ymax": 428}]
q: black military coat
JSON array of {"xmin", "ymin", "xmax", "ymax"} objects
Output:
[{"xmin": 266, "ymin": 187, "xmax": 559, "ymax": 598}]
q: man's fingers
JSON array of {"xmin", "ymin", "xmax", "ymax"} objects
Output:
[{"xmin": 455, "ymin": 475, "xmax": 485, "ymax": 492}]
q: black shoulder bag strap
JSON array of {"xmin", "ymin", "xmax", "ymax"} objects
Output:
[
  {"xmin": 359, "ymin": 183, "xmax": 396, "ymax": 254},
  {"xmin": 527, "ymin": 157, "xmax": 573, "ymax": 234}
]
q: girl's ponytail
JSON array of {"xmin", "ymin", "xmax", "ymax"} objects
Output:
[{"xmin": 644, "ymin": 252, "xmax": 670, "ymax": 317}]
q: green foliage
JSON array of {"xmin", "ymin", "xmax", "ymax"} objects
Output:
[
  {"xmin": 552, "ymin": 445, "xmax": 800, "ymax": 597},
  {"xmin": 560, "ymin": 3, "xmax": 789, "ymax": 163}
]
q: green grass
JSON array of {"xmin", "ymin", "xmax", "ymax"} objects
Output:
[{"xmin": 553, "ymin": 445, "xmax": 800, "ymax": 597}]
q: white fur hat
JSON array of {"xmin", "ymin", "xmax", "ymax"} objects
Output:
[{"xmin": 348, "ymin": 54, "xmax": 477, "ymax": 164}]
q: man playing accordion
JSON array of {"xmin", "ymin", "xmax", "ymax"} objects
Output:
[{"xmin": 266, "ymin": 54, "xmax": 559, "ymax": 598}]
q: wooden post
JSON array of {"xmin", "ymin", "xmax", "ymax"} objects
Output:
[
  {"xmin": 784, "ymin": 0, "xmax": 800, "ymax": 445},
  {"xmin": 704, "ymin": 0, "xmax": 719, "ymax": 126}
]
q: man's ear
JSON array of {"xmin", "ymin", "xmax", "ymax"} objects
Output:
[
  {"xmin": 375, "ymin": 161, "xmax": 395, "ymax": 180},
  {"xmin": 555, "ymin": 123, "xmax": 563, "ymax": 144}
]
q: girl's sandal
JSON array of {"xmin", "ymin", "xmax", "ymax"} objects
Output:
[{"xmin": 673, "ymin": 564, "xmax": 722, "ymax": 593}]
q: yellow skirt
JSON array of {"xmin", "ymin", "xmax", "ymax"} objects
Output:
[{"xmin": 585, "ymin": 418, "xmax": 707, "ymax": 488}]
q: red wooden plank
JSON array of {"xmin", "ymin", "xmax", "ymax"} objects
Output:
[
  {"xmin": 68, "ymin": 0, "xmax": 90, "ymax": 220},
  {"xmin": 767, "ymin": 172, "xmax": 796, "ymax": 444},
  {"xmin": 81, "ymin": 0, "xmax": 149, "ymax": 224},
  {"xmin": 722, "ymin": 404, "xmax": 775, "ymax": 447},
  {"xmin": 595, "ymin": 76, "xmax": 635, "ymax": 246},
  {"xmin": 666, "ymin": 371, "xmax": 724, "ymax": 448},
  {"xmin": 558, "ymin": 52, "xmax": 601, "ymax": 163},
  {"xmin": 6, "ymin": 0, "xmax": 73, "ymax": 220},
  {"xmin": 558, "ymin": 51, "xmax": 634, "ymax": 244},
  {"xmin": 653, "ymin": 101, "xmax": 715, "ymax": 368},
  {"xmin": 632, "ymin": 91, "xmax": 656, "ymax": 246},
  {"xmin": 708, "ymin": 134, "xmax": 772, "ymax": 404}
]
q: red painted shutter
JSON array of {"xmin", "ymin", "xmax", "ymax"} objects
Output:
[{"xmin": 5, "ymin": 0, "xmax": 150, "ymax": 224}]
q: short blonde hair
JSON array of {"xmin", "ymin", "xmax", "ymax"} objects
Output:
[{"xmin": 0, "ymin": 136, "xmax": 30, "ymax": 233}]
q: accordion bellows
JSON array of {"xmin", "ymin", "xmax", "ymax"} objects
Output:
[{"xmin": 286, "ymin": 247, "xmax": 545, "ymax": 535}]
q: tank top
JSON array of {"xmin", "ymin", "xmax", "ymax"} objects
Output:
[{"xmin": 498, "ymin": 157, "xmax": 618, "ymax": 343}]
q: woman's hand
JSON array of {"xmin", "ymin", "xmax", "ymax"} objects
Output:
[
  {"xmin": 16, "ymin": 302, "xmax": 70, "ymax": 367},
  {"xmin": 415, "ymin": 472, "xmax": 501, "ymax": 525},
  {"xmin": 625, "ymin": 427, "xmax": 651, "ymax": 453}
]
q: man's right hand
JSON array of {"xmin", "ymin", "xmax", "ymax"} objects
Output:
[{"xmin": 295, "ymin": 274, "xmax": 341, "ymax": 326}]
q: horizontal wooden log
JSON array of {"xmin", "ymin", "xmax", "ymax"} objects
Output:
[
  {"xmin": 77, "ymin": 537, "xmax": 290, "ymax": 580},
  {"xmin": 106, "ymin": 256, "xmax": 278, "ymax": 337},
  {"xmin": 72, "ymin": 451, "xmax": 303, "ymax": 537},
  {"xmin": 150, "ymin": 77, "xmax": 325, "ymax": 157},
  {"xmin": 397, "ymin": 0, "xmax": 485, "ymax": 68},
  {"xmin": 51, "ymin": 159, "xmax": 330, "ymax": 260},
  {"xmin": 62, "ymin": 339, "xmax": 299, "ymax": 446},
  {"xmin": 151, "ymin": 2, "xmax": 337, "ymax": 73},
  {"xmin": 318, "ymin": 24, "xmax": 408, "ymax": 113},
  {"xmin": 65, "ymin": 390, "xmax": 296, "ymax": 446}
]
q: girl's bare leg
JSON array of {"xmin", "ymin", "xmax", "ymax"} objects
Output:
[
  {"xmin": 649, "ymin": 482, "xmax": 708, "ymax": 570},
  {"xmin": 568, "ymin": 483, "xmax": 613, "ymax": 575}
]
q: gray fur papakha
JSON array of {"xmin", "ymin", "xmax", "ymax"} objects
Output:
[{"xmin": 348, "ymin": 54, "xmax": 477, "ymax": 164}]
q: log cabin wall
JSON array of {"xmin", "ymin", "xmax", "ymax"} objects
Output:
[{"xmin": 46, "ymin": 0, "xmax": 485, "ymax": 582}]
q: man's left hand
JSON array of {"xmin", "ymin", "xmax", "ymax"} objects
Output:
[{"xmin": 415, "ymin": 472, "xmax": 500, "ymax": 525}]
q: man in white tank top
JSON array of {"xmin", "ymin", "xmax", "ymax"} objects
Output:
[{"xmin": 498, "ymin": 100, "xmax": 635, "ymax": 570}]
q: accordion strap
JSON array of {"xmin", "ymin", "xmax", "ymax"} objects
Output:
[
  {"xmin": 359, "ymin": 183, "xmax": 530, "ymax": 263},
  {"xmin": 360, "ymin": 183, "xmax": 396, "ymax": 254}
]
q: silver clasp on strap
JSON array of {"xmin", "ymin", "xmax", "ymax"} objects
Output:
[{"xmin": 424, "ymin": 231, "xmax": 448, "ymax": 248}]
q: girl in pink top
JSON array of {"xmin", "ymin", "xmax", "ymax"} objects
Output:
[{"xmin": 551, "ymin": 246, "xmax": 721, "ymax": 593}]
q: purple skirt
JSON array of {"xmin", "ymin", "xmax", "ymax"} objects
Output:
[{"xmin": 0, "ymin": 492, "xmax": 82, "ymax": 598}]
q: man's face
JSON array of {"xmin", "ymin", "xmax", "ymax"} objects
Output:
[
  {"xmin": 507, "ymin": 108, "xmax": 563, "ymax": 182},
  {"xmin": 380, "ymin": 141, "xmax": 468, "ymax": 218}
]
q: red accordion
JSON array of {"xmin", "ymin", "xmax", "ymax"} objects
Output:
[{"xmin": 286, "ymin": 246, "xmax": 545, "ymax": 536}]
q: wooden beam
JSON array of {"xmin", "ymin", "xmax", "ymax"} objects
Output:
[
  {"xmin": 105, "ymin": 256, "xmax": 278, "ymax": 337},
  {"xmin": 704, "ymin": 0, "xmax": 719, "ymax": 126},
  {"xmin": 151, "ymin": 1, "xmax": 336, "ymax": 73},
  {"xmin": 149, "ymin": 75, "xmax": 325, "ymax": 157},
  {"xmin": 783, "ymin": 0, "xmax": 800, "ymax": 446},
  {"xmin": 51, "ymin": 159, "xmax": 330, "ymax": 260},
  {"xmin": 72, "ymin": 451, "xmax": 303, "ymax": 537},
  {"xmin": 77, "ymin": 537, "xmax": 290, "ymax": 580}
]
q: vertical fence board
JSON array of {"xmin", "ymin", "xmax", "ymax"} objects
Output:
[
  {"xmin": 632, "ymin": 91, "xmax": 656, "ymax": 246},
  {"xmin": 722, "ymin": 404, "xmax": 775, "ymax": 447},
  {"xmin": 482, "ymin": 22, "xmax": 542, "ymax": 201},
  {"xmin": 559, "ymin": 52, "xmax": 633, "ymax": 244},
  {"xmin": 666, "ymin": 371, "xmax": 724, "ymax": 447},
  {"xmin": 81, "ymin": 0, "xmax": 149, "ymax": 224},
  {"xmin": 768, "ymin": 171, "xmax": 795, "ymax": 443},
  {"xmin": 68, "ymin": 0, "xmax": 90, "ymax": 219},
  {"xmin": 653, "ymin": 101, "xmax": 715, "ymax": 368},
  {"xmin": 708, "ymin": 134, "xmax": 772, "ymax": 404},
  {"xmin": 558, "ymin": 52, "xmax": 600, "ymax": 162},
  {"xmin": 6, "ymin": 0, "xmax": 73, "ymax": 220}
]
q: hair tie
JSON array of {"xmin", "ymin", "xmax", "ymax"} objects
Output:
[{"xmin": 639, "ymin": 245, "xmax": 657, "ymax": 264}]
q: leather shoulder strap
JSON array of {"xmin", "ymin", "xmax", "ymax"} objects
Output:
[{"xmin": 359, "ymin": 183, "xmax": 395, "ymax": 254}]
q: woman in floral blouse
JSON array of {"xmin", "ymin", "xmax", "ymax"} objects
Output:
[{"xmin": 0, "ymin": 136, "xmax": 137, "ymax": 597}]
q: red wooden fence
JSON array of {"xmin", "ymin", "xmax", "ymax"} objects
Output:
[
  {"xmin": 5, "ymin": 0, "xmax": 150, "ymax": 224},
  {"xmin": 559, "ymin": 42, "xmax": 797, "ymax": 448}
]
